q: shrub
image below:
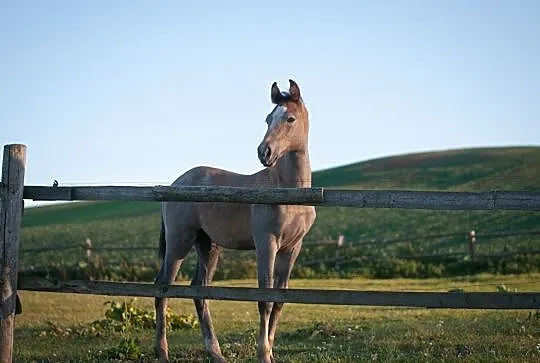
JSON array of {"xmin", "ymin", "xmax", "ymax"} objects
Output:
[{"xmin": 20, "ymin": 251, "xmax": 540, "ymax": 282}]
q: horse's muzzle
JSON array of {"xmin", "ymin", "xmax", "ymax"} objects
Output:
[{"xmin": 258, "ymin": 144, "xmax": 275, "ymax": 167}]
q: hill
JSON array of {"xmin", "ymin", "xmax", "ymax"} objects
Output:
[
  {"xmin": 23, "ymin": 146, "xmax": 540, "ymax": 228},
  {"xmin": 20, "ymin": 146, "xmax": 540, "ymax": 279},
  {"xmin": 312, "ymin": 146, "xmax": 540, "ymax": 191}
]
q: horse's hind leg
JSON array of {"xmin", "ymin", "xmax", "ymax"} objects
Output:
[
  {"xmin": 155, "ymin": 228, "xmax": 196, "ymax": 363},
  {"xmin": 192, "ymin": 231, "xmax": 225, "ymax": 362}
]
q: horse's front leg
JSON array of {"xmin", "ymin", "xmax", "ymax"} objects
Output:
[
  {"xmin": 268, "ymin": 241, "xmax": 302, "ymax": 351},
  {"xmin": 255, "ymin": 235, "xmax": 278, "ymax": 363}
]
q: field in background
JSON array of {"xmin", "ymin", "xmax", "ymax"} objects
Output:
[
  {"xmin": 19, "ymin": 146, "xmax": 540, "ymax": 280},
  {"xmin": 22, "ymin": 201, "xmax": 158, "ymax": 227}
]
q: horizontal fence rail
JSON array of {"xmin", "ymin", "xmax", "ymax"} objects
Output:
[
  {"xmin": 23, "ymin": 185, "xmax": 324, "ymax": 205},
  {"xmin": 23, "ymin": 185, "xmax": 540, "ymax": 211},
  {"xmin": 17, "ymin": 277, "xmax": 540, "ymax": 309}
]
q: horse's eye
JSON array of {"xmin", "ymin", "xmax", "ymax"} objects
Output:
[{"xmin": 287, "ymin": 116, "xmax": 296, "ymax": 123}]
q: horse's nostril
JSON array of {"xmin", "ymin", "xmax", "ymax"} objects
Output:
[{"xmin": 264, "ymin": 146, "xmax": 272, "ymax": 160}]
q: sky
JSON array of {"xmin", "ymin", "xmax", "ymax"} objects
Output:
[{"xmin": 1, "ymin": 1, "xmax": 539, "ymax": 199}]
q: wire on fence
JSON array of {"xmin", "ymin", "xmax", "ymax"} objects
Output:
[{"xmin": 19, "ymin": 228, "xmax": 540, "ymax": 267}]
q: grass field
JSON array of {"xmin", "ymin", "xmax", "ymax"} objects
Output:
[{"xmin": 15, "ymin": 274, "xmax": 540, "ymax": 362}]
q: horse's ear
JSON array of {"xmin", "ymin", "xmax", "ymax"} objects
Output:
[
  {"xmin": 271, "ymin": 82, "xmax": 281, "ymax": 104},
  {"xmin": 289, "ymin": 79, "xmax": 301, "ymax": 102}
]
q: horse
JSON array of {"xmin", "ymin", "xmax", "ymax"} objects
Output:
[{"xmin": 155, "ymin": 79, "xmax": 316, "ymax": 363}]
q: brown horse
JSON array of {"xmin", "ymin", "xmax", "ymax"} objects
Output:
[{"xmin": 155, "ymin": 80, "xmax": 316, "ymax": 363}]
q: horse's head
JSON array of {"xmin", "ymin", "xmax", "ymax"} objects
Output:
[{"xmin": 257, "ymin": 79, "xmax": 309, "ymax": 167}]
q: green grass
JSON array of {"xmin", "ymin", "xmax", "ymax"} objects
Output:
[
  {"xmin": 22, "ymin": 201, "xmax": 159, "ymax": 228},
  {"xmin": 14, "ymin": 275, "xmax": 540, "ymax": 362},
  {"xmin": 312, "ymin": 146, "xmax": 540, "ymax": 191}
]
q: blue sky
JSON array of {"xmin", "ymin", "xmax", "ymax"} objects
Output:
[{"xmin": 2, "ymin": 1, "xmax": 539, "ymax": 194}]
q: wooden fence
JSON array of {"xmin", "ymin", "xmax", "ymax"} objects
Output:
[{"xmin": 2, "ymin": 143, "xmax": 540, "ymax": 361}]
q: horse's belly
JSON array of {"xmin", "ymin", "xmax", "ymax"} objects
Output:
[{"xmin": 197, "ymin": 203, "xmax": 255, "ymax": 250}]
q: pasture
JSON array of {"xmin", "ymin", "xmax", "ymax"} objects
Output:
[
  {"xmin": 15, "ymin": 275, "xmax": 540, "ymax": 362},
  {"xmin": 9, "ymin": 145, "xmax": 540, "ymax": 362},
  {"xmin": 21, "ymin": 147, "xmax": 540, "ymax": 273},
  {"xmin": 19, "ymin": 203, "xmax": 540, "ymax": 282}
]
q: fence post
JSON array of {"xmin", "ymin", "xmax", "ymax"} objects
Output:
[
  {"xmin": 334, "ymin": 235, "xmax": 345, "ymax": 269},
  {"xmin": 337, "ymin": 235, "xmax": 345, "ymax": 247},
  {"xmin": 84, "ymin": 238, "xmax": 92, "ymax": 260},
  {"xmin": 468, "ymin": 230, "xmax": 476, "ymax": 262},
  {"xmin": 0, "ymin": 144, "xmax": 26, "ymax": 363}
]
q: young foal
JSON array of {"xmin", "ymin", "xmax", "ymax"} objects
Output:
[{"xmin": 155, "ymin": 80, "xmax": 316, "ymax": 363}]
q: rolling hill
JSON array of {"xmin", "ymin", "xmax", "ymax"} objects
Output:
[
  {"xmin": 19, "ymin": 146, "xmax": 540, "ymax": 279},
  {"xmin": 312, "ymin": 146, "xmax": 540, "ymax": 191},
  {"xmin": 23, "ymin": 146, "xmax": 540, "ymax": 228}
]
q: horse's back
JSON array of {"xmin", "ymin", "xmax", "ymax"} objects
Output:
[
  {"xmin": 164, "ymin": 166, "xmax": 258, "ymax": 249},
  {"xmin": 171, "ymin": 166, "xmax": 246, "ymax": 187}
]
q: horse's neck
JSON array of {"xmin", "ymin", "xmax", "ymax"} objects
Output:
[{"xmin": 272, "ymin": 150, "xmax": 312, "ymax": 188}]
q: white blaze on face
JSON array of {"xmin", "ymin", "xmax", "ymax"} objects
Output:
[{"xmin": 270, "ymin": 105, "xmax": 287, "ymax": 129}]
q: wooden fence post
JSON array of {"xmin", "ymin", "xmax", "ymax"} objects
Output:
[
  {"xmin": 337, "ymin": 235, "xmax": 345, "ymax": 247},
  {"xmin": 0, "ymin": 144, "xmax": 27, "ymax": 363},
  {"xmin": 334, "ymin": 235, "xmax": 345, "ymax": 269},
  {"xmin": 468, "ymin": 230, "xmax": 476, "ymax": 261},
  {"xmin": 84, "ymin": 238, "xmax": 92, "ymax": 260}
]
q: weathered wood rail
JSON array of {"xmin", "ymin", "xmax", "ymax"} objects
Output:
[
  {"xmin": 17, "ymin": 277, "xmax": 540, "ymax": 309},
  {"xmin": 2, "ymin": 143, "xmax": 540, "ymax": 362},
  {"xmin": 23, "ymin": 185, "xmax": 540, "ymax": 210}
]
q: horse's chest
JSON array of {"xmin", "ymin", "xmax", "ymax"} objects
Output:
[{"xmin": 266, "ymin": 205, "xmax": 316, "ymax": 245}]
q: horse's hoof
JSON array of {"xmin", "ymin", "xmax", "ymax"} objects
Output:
[
  {"xmin": 155, "ymin": 347, "xmax": 169, "ymax": 363},
  {"xmin": 208, "ymin": 352, "xmax": 227, "ymax": 363}
]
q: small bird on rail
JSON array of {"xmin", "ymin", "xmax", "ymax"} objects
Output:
[{"xmin": 52, "ymin": 180, "xmax": 58, "ymax": 187}]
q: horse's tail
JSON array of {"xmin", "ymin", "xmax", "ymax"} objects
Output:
[{"xmin": 158, "ymin": 215, "xmax": 166, "ymax": 260}]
